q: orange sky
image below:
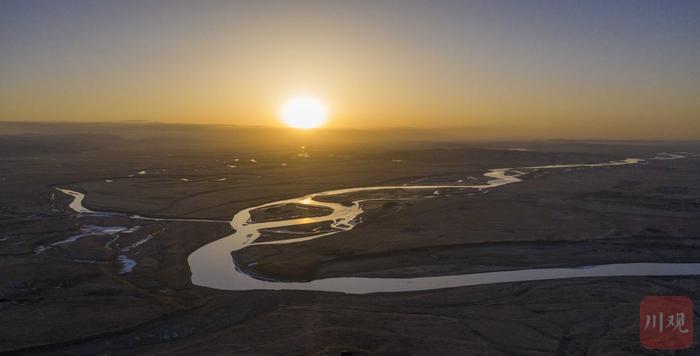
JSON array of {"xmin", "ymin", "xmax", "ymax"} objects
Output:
[{"xmin": 1, "ymin": 1, "xmax": 699, "ymax": 139}]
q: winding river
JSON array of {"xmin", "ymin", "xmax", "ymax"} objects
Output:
[{"xmin": 58, "ymin": 154, "xmax": 700, "ymax": 294}]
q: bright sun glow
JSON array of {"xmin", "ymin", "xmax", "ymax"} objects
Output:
[{"xmin": 280, "ymin": 95, "xmax": 328, "ymax": 129}]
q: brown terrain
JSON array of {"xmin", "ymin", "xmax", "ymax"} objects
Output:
[{"xmin": 1, "ymin": 123, "xmax": 700, "ymax": 355}]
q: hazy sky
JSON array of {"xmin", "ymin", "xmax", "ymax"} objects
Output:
[{"xmin": 1, "ymin": 0, "xmax": 699, "ymax": 138}]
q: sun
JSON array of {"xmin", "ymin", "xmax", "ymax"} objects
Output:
[{"xmin": 280, "ymin": 95, "xmax": 329, "ymax": 129}]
